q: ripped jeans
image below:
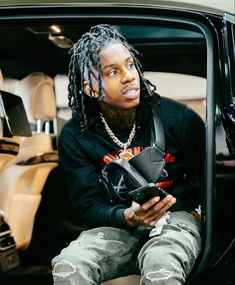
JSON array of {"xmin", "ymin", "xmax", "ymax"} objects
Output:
[{"xmin": 52, "ymin": 211, "xmax": 201, "ymax": 285}]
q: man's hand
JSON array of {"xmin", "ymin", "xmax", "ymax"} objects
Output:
[{"xmin": 124, "ymin": 195, "xmax": 176, "ymax": 227}]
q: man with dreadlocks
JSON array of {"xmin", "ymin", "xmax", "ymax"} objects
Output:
[{"xmin": 52, "ymin": 24, "xmax": 204, "ymax": 284}]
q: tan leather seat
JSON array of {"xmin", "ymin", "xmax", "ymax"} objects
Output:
[{"xmin": 0, "ymin": 72, "xmax": 58, "ymax": 249}]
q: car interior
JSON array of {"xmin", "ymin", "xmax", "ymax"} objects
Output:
[{"xmin": 0, "ymin": 14, "xmax": 234, "ymax": 284}]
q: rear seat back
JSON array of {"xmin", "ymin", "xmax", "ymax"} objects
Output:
[{"xmin": 144, "ymin": 72, "xmax": 206, "ymax": 121}]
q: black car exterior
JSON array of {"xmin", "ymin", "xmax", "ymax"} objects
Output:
[{"xmin": 0, "ymin": 1, "xmax": 234, "ymax": 284}]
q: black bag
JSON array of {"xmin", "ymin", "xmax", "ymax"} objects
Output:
[{"xmin": 99, "ymin": 98, "xmax": 166, "ymax": 205}]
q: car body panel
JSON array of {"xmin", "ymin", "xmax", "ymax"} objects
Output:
[{"xmin": 0, "ymin": 0, "xmax": 234, "ymax": 15}]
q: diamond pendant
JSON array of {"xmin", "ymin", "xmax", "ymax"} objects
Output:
[{"xmin": 119, "ymin": 150, "xmax": 133, "ymax": 161}]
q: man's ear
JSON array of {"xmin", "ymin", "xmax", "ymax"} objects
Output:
[{"xmin": 83, "ymin": 81, "xmax": 99, "ymax": 99}]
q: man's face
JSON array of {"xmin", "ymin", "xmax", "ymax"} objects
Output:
[{"xmin": 87, "ymin": 42, "xmax": 140, "ymax": 109}]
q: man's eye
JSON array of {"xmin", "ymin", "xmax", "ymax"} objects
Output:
[
  {"xmin": 128, "ymin": 63, "xmax": 134, "ymax": 69},
  {"xmin": 108, "ymin": 70, "xmax": 118, "ymax": 76}
]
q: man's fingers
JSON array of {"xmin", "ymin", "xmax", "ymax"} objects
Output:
[
  {"xmin": 140, "ymin": 196, "xmax": 160, "ymax": 211},
  {"xmin": 142, "ymin": 195, "xmax": 175, "ymax": 218},
  {"xmin": 130, "ymin": 194, "xmax": 176, "ymax": 227},
  {"xmin": 144, "ymin": 197, "xmax": 176, "ymax": 225},
  {"xmin": 131, "ymin": 201, "xmax": 141, "ymax": 211}
]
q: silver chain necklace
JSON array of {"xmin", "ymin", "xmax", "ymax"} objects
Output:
[{"xmin": 100, "ymin": 113, "xmax": 136, "ymax": 150}]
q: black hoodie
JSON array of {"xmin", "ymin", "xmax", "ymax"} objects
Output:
[{"xmin": 58, "ymin": 96, "xmax": 205, "ymax": 229}]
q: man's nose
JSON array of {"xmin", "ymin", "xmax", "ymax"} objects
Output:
[{"xmin": 121, "ymin": 69, "xmax": 136, "ymax": 84}]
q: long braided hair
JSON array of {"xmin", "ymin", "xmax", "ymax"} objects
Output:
[{"xmin": 68, "ymin": 24, "xmax": 156, "ymax": 130}]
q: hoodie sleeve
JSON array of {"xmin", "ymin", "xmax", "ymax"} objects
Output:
[{"xmin": 58, "ymin": 123, "xmax": 129, "ymax": 229}]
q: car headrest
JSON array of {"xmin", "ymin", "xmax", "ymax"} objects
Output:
[
  {"xmin": 54, "ymin": 74, "xmax": 69, "ymax": 108},
  {"xmin": 15, "ymin": 72, "xmax": 56, "ymax": 124}
]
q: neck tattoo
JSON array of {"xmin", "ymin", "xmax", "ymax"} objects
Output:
[{"xmin": 100, "ymin": 112, "xmax": 136, "ymax": 160}]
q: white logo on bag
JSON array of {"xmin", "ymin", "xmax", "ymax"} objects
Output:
[{"xmin": 111, "ymin": 175, "xmax": 126, "ymax": 194}]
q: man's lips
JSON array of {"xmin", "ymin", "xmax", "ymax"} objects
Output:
[
  {"xmin": 122, "ymin": 85, "xmax": 139, "ymax": 95},
  {"xmin": 122, "ymin": 85, "xmax": 140, "ymax": 99}
]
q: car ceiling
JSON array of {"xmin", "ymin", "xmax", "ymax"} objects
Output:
[{"xmin": 0, "ymin": 22, "xmax": 207, "ymax": 80}]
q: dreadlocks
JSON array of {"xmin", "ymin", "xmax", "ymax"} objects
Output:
[{"xmin": 68, "ymin": 24, "xmax": 156, "ymax": 130}]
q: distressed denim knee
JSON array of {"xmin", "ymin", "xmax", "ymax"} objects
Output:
[
  {"xmin": 138, "ymin": 211, "xmax": 201, "ymax": 285},
  {"xmin": 52, "ymin": 227, "xmax": 141, "ymax": 285},
  {"xmin": 52, "ymin": 236, "xmax": 102, "ymax": 285},
  {"xmin": 52, "ymin": 259, "xmax": 77, "ymax": 284}
]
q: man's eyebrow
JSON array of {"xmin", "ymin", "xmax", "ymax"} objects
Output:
[
  {"xmin": 102, "ymin": 63, "xmax": 117, "ymax": 71},
  {"xmin": 102, "ymin": 56, "xmax": 133, "ymax": 71}
]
